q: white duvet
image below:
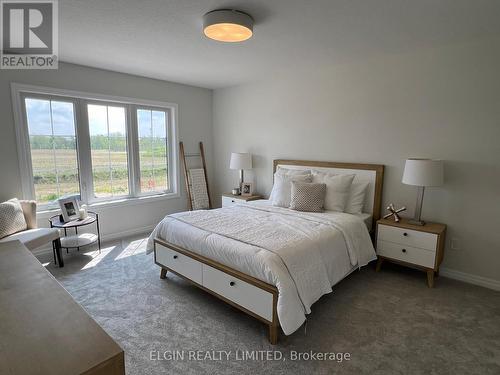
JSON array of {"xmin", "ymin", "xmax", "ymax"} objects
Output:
[{"xmin": 147, "ymin": 200, "xmax": 376, "ymax": 335}]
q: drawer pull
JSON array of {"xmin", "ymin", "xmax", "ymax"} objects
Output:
[
  {"xmin": 403, "ymin": 232, "xmax": 408, "ymax": 237},
  {"xmin": 231, "ymin": 200, "xmax": 235, "ymax": 203},
  {"xmin": 229, "ymin": 281, "xmax": 235, "ymax": 286},
  {"xmin": 402, "ymin": 249, "xmax": 407, "ymax": 253},
  {"xmin": 173, "ymin": 255, "xmax": 178, "ymax": 259}
]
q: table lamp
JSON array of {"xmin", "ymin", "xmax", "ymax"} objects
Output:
[
  {"xmin": 402, "ymin": 158, "xmax": 444, "ymax": 226},
  {"xmin": 229, "ymin": 152, "xmax": 252, "ymax": 194}
]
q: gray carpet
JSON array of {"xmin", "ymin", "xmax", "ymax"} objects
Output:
[{"xmin": 39, "ymin": 236, "xmax": 500, "ymax": 375}]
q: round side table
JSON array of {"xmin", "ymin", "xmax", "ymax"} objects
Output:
[{"xmin": 49, "ymin": 211, "xmax": 101, "ymax": 265}]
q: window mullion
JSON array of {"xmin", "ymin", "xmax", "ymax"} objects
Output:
[
  {"xmin": 128, "ymin": 105, "xmax": 140, "ymax": 197},
  {"xmin": 74, "ymin": 98, "xmax": 93, "ymax": 204},
  {"xmin": 167, "ymin": 108, "xmax": 174, "ymax": 194},
  {"xmin": 17, "ymin": 93, "xmax": 36, "ymax": 200}
]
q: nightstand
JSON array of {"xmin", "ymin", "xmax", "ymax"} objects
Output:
[
  {"xmin": 221, "ymin": 193, "xmax": 261, "ymax": 207},
  {"xmin": 375, "ymin": 218, "xmax": 446, "ymax": 288}
]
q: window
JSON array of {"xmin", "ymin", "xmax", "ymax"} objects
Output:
[
  {"xmin": 13, "ymin": 84, "xmax": 179, "ymax": 210},
  {"xmin": 137, "ymin": 109, "xmax": 169, "ymax": 194},
  {"xmin": 88, "ymin": 104, "xmax": 129, "ymax": 198},
  {"xmin": 24, "ymin": 98, "xmax": 80, "ymax": 205}
]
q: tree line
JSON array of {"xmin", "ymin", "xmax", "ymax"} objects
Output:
[{"xmin": 30, "ymin": 134, "xmax": 167, "ymax": 154}]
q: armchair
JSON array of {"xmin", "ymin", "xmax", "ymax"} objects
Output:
[{"xmin": 0, "ymin": 200, "xmax": 63, "ymax": 267}]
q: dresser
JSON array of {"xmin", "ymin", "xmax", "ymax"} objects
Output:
[
  {"xmin": 375, "ymin": 218, "xmax": 446, "ymax": 288},
  {"xmin": 221, "ymin": 193, "xmax": 261, "ymax": 207},
  {"xmin": 0, "ymin": 241, "xmax": 125, "ymax": 375}
]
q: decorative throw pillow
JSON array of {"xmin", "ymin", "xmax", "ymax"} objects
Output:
[
  {"xmin": 0, "ymin": 198, "xmax": 27, "ymax": 239},
  {"xmin": 312, "ymin": 172, "xmax": 355, "ymax": 212},
  {"xmin": 290, "ymin": 182, "xmax": 326, "ymax": 212},
  {"xmin": 345, "ymin": 181, "xmax": 370, "ymax": 214},
  {"xmin": 271, "ymin": 173, "xmax": 312, "ymax": 208}
]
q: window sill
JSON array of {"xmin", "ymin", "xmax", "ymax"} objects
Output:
[{"xmin": 36, "ymin": 192, "xmax": 181, "ymax": 219}]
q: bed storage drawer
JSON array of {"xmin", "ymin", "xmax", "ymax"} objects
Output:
[
  {"xmin": 202, "ymin": 265, "xmax": 274, "ymax": 322},
  {"xmin": 155, "ymin": 244, "xmax": 203, "ymax": 284},
  {"xmin": 377, "ymin": 240, "xmax": 435, "ymax": 268},
  {"xmin": 378, "ymin": 224, "xmax": 437, "ymax": 251}
]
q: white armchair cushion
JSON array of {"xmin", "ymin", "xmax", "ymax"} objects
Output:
[
  {"xmin": 0, "ymin": 199, "xmax": 27, "ymax": 239},
  {"xmin": 19, "ymin": 200, "xmax": 37, "ymax": 229},
  {"xmin": 0, "ymin": 228, "xmax": 60, "ymax": 250}
]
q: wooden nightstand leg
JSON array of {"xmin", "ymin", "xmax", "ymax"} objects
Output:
[
  {"xmin": 435, "ymin": 269, "xmax": 440, "ymax": 277},
  {"xmin": 426, "ymin": 270, "xmax": 435, "ymax": 288},
  {"xmin": 160, "ymin": 268, "xmax": 168, "ymax": 279},
  {"xmin": 376, "ymin": 257, "xmax": 384, "ymax": 272}
]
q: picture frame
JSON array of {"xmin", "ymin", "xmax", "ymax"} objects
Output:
[
  {"xmin": 241, "ymin": 182, "xmax": 253, "ymax": 197},
  {"xmin": 58, "ymin": 196, "xmax": 80, "ymax": 223}
]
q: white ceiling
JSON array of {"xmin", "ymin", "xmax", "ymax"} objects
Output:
[{"xmin": 60, "ymin": 0, "xmax": 500, "ymax": 89}]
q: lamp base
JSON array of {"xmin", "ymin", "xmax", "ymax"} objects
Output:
[
  {"xmin": 410, "ymin": 186, "xmax": 426, "ymax": 226},
  {"xmin": 408, "ymin": 219, "xmax": 426, "ymax": 226}
]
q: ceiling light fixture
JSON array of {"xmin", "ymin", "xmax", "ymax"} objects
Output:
[{"xmin": 203, "ymin": 9, "xmax": 254, "ymax": 42}]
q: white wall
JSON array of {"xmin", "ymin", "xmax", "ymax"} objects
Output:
[
  {"xmin": 0, "ymin": 62, "xmax": 213, "ymax": 240},
  {"xmin": 213, "ymin": 38, "xmax": 500, "ymax": 284}
]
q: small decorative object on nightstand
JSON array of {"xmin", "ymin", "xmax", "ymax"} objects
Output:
[
  {"xmin": 383, "ymin": 203, "xmax": 406, "ymax": 222},
  {"xmin": 241, "ymin": 182, "xmax": 253, "ymax": 197},
  {"xmin": 376, "ymin": 218, "xmax": 446, "ymax": 288},
  {"xmin": 221, "ymin": 193, "xmax": 261, "ymax": 207}
]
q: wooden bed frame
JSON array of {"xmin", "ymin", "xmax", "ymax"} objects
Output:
[{"xmin": 154, "ymin": 159, "xmax": 384, "ymax": 344}]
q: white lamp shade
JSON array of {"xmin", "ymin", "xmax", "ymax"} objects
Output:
[
  {"xmin": 229, "ymin": 152, "xmax": 252, "ymax": 170},
  {"xmin": 402, "ymin": 159, "xmax": 444, "ymax": 187}
]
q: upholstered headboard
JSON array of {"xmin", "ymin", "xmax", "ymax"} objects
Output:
[{"xmin": 273, "ymin": 159, "xmax": 384, "ymax": 229}]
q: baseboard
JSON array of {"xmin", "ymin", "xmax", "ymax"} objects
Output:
[
  {"xmin": 100, "ymin": 225, "xmax": 155, "ymax": 243},
  {"xmin": 31, "ymin": 225, "xmax": 155, "ymax": 257},
  {"xmin": 29, "ymin": 229, "xmax": 500, "ymax": 292},
  {"xmin": 440, "ymin": 267, "xmax": 500, "ymax": 291}
]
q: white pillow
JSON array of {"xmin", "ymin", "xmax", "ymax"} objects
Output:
[
  {"xmin": 269, "ymin": 168, "xmax": 311, "ymax": 201},
  {"xmin": 345, "ymin": 181, "xmax": 370, "ymax": 214},
  {"xmin": 271, "ymin": 173, "xmax": 312, "ymax": 208},
  {"xmin": 312, "ymin": 172, "xmax": 355, "ymax": 212},
  {"xmin": 276, "ymin": 167, "xmax": 311, "ymax": 176}
]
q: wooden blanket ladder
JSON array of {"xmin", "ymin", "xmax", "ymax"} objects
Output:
[{"xmin": 180, "ymin": 141, "xmax": 212, "ymax": 210}]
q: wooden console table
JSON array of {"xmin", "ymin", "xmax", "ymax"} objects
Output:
[{"xmin": 0, "ymin": 241, "xmax": 125, "ymax": 375}]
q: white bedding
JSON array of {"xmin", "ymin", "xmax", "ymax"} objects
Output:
[
  {"xmin": 356, "ymin": 212, "xmax": 373, "ymax": 232},
  {"xmin": 147, "ymin": 200, "xmax": 376, "ymax": 335}
]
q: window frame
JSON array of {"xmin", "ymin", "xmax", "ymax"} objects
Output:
[
  {"xmin": 134, "ymin": 105, "xmax": 173, "ymax": 197},
  {"xmin": 11, "ymin": 83, "xmax": 180, "ymax": 212},
  {"xmin": 84, "ymin": 100, "xmax": 132, "ymax": 204}
]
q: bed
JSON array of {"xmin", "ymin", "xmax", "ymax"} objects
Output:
[{"xmin": 147, "ymin": 159, "xmax": 384, "ymax": 344}]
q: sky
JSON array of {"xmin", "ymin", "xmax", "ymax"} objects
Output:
[{"xmin": 25, "ymin": 98, "xmax": 167, "ymax": 138}]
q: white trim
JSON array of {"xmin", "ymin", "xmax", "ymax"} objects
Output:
[
  {"xmin": 440, "ymin": 267, "xmax": 500, "ymax": 291},
  {"xmin": 11, "ymin": 83, "xmax": 179, "ymax": 109},
  {"xmin": 127, "ymin": 104, "xmax": 139, "ymax": 197},
  {"xmin": 31, "ymin": 225, "xmax": 156, "ymax": 256},
  {"xmin": 75, "ymin": 97, "xmax": 93, "ymax": 203},
  {"xmin": 11, "ymin": 84, "xmax": 34, "ymax": 199},
  {"xmin": 98, "ymin": 224, "xmax": 155, "ymax": 243},
  {"xmin": 10, "ymin": 82, "xmax": 180, "ymax": 208},
  {"xmin": 35, "ymin": 192, "xmax": 181, "ymax": 220}
]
